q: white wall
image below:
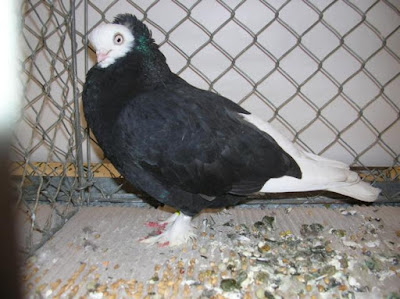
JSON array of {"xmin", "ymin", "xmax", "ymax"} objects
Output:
[
  {"xmin": 16, "ymin": 0, "xmax": 400, "ymax": 167},
  {"xmin": 0, "ymin": 1, "xmax": 20, "ymax": 137}
]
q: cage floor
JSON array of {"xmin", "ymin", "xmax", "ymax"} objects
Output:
[{"xmin": 21, "ymin": 205, "xmax": 399, "ymax": 298}]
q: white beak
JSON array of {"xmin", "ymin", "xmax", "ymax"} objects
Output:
[{"xmin": 96, "ymin": 50, "xmax": 111, "ymax": 63}]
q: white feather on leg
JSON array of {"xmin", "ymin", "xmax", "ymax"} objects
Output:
[
  {"xmin": 241, "ymin": 114, "xmax": 381, "ymax": 202},
  {"xmin": 157, "ymin": 212, "xmax": 179, "ymax": 226},
  {"xmin": 141, "ymin": 212, "xmax": 196, "ymax": 246}
]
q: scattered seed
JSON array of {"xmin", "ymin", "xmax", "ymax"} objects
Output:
[
  {"xmin": 255, "ymin": 272, "xmax": 269, "ymax": 284},
  {"xmin": 218, "ymin": 263, "xmax": 227, "ymax": 272},
  {"xmin": 300, "ymin": 223, "xmax": 324, "ymax": 236},
  {"xmin": 236, "ymin": 270, "xmax": 248, "ymax": 285},
  {"xmin": 338, "ymin": 285, "xmax": 347, "ymax": 291},
  {"xmin": 279, "ymin": 230, "xmax": 292, "ymax": 237},
  {"xmin": 264, "ymin": 291, "xmax": 275, "ymax": 299},
  {"xmin": 223, "ymin": 220, "xmax": 234, "ymax": 227},
  {"xmin": 50, "ymin": 279, "xmax": 62, "ymax": 291},
  {"xmin": 254, "ymin": 221, "xmax": 265, "ymax": 230},
  {"xmin": 258, "ymin": 242, "xmax": 271, "ymax": 253},
  {"xmin": 24, "ymin": 208, "xmax": 399, "ymax": 298},
  {"xmin": 386, "ymin": 292, "xmax": 400, "ymax": 299},
  {"xmin": 320, "ymin": 265, "xmax": 337, "ymax": 276},
  {"xmin": 220, "ymin": 279, "xmax": 239, "ymax": 292},
  {"xmin": 86, "ymin": 281, "xmax": 97, "ymax": 292},
  {"xmin": 255, "ymin": 287, "xmax": 265, "ymax": 299},
  {"xmin": 262, "ymin": 216, "xmax": 275, "ymax": 230},
  {"xmin": 340, "ymin": 209, "xmax": 357, "ymax": 216},
  {"xmin": 36, "ymin": 283, "xmax": 47, "ymax": 293}
]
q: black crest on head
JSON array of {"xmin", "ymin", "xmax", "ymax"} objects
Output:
[{"xmin": 113, "ymin": 14, "xmax": 154, "ymax": 44}]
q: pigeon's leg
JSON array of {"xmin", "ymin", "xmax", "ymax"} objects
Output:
[{"xmin": 141, "ymin": 212, "xmax": 195, "ymax": 246}]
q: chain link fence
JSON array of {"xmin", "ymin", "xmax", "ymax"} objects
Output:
[{"xmin": 13, "ymin": 0, "xmax": 400, "ymax": 255}]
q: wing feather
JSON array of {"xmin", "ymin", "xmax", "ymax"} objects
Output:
[{"xmin": 112, "ymin": 79, "xmax": 301, "ymax": 198}]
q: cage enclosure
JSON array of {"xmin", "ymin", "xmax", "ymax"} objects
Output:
[{"xmin": 15, "ymin": 0, "xmax": 400, "ymax": 297}]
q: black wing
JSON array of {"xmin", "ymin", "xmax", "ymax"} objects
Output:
[{"xmin": 111, "ymin": 79, "xmax": 301, "ymax": 197}]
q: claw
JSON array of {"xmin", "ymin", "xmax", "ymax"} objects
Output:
[{"xmin": 145, "ymin": 221, "xmax": 168, "ymax": 229}]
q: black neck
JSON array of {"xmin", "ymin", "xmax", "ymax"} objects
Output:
[
  {"xmin": 83, "ymin": 47, "xmax": 173, "ymax": 127},
  {"xmin": 110, "ymin": 47, "xmax": 171, "ymax": 91}
]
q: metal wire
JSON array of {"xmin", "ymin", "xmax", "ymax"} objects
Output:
[{"xmin": 14, "ymin": 0, "xmax": 400, "ymax": 255}]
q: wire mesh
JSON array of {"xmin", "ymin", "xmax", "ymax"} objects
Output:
[
  {"xmin": 13, "ymin": 0, "xmax": 400, "ymax": 255},
  {"xmin": 14, "ymin": 0, "xmax": 81, "ymax": 255}
]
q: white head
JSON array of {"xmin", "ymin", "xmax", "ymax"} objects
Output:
[{"xmin": 89, "ymin": 23, "xmax": 135, "ymax": 68}]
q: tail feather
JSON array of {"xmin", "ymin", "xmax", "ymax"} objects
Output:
[
  {"xmin": 242, "ymin": 113, "xmax": 381, "ymax": 202},
  {"xmin": 261, "ymin": 158, "xmax": 381, "ymax": 202},
  {"xmin": 303, "ymin": 151, "xmax": 349, "ymax": 169},
  {"xmin": 328, "ymin": 180, "xmax": 381, "ymax": 202},
  {"xmin": 261, "ymin": 159, "xmax": 359, "ymax": 193}
]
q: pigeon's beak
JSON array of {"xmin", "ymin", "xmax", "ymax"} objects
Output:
[{"xmin": 96, "ymin": 50, "xmax": 111, "ymax": 63}]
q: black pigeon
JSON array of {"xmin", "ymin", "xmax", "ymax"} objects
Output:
[{"xmin": 83, "ymin": 14, "xmax": 380, "ymax": 246}]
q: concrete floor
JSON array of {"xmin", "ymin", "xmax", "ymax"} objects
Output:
[{"xmin": 21, "ymin": 204, "xmax": 400, "ymax": 298}]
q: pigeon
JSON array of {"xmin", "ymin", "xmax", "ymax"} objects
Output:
[{"xmin": 83, "ymin": 14, "xmax": 380, "ymax": 246}]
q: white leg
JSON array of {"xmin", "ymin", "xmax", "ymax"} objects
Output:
[{"xmin": 141, "ymin": 212, "xmax": 196, "ymax": 246}]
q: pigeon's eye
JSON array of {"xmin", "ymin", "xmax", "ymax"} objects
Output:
[{"xmin": 114, "ymin": 34, "xmax": 124, "ymax": 45}]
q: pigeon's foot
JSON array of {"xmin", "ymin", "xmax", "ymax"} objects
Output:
[
  {"xmin": 141, "ymin": 212, "xmax": 195, "ymax": 247},
  {"xmin": 145, "ymin": 212, "xmax": 179, "ymax": 231}
]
